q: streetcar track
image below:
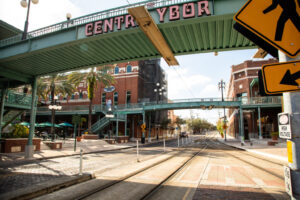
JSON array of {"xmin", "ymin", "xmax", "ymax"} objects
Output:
[
  {"xmin": 75, "ymin": 138, "xmax": 208, "ymax": 200},
  {"xmin": 207, "ymin": 137, "xmax": 284, "ymax": 180}
]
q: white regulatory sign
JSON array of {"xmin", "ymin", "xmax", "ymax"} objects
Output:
[
  {"xmin": 278, "ymin": 113, "xmax": 292, "ymax": 139},
  {"xmin": 284, "ymin": 166, "xmax": 293, "ymax": 196}
]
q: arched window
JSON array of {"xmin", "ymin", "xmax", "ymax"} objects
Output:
[
  {"xmin": 113, "ymin": 92, "xmax": 118, "ymax": 105},
  {"xmin": 114, "ymin": 66, "xmax": 119, "ymax": 74},
  {"xmin": 79, "ymin": 92, "xmax": 83, "ymax": 99},
  {"xmin": 126, "ymin": 65, "xmax": 132, "ymax": 73}
]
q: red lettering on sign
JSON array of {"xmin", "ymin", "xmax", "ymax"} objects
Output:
[
  {"xmin": 104, "ymin": 18, "xmax": 114, "ymax": 33},
  {"xmin": 198, "ymin": 1, "xmax": 211, "ymax": 16},
  {"xmin": 157, "ymin": 7, "xmax": 167, "ymax": 22},
  {"xmin": 85, "ymin": 23, "xmax": 94, "ymax": 36},
  {"xmin": 115, "ymin": 16, "xmax": 124, "ymax": 30},
  {"xmin": 125, "ymin": 15, "xmax": 136, "ymax": 29},
  {"xmin": 183, "ymin": 3, "xmax": 195, "ymax": 18},
  {"xmin": 169, "ymin": 5, "xmax": 180, "ymax": 21},
  {"xmin": 94, "ymin": 21, "xmax": 103, "ymax": 35}
]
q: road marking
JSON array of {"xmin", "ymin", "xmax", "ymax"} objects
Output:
[
  {"xmin": 182, "ymin": 187, "xmax": 191, "ymax": 200},
  {"xmin": 252, "ymin": 178, "xmax": 265, "ymax": 186}
]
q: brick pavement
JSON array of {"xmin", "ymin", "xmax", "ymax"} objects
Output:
[
  {"xmin": 0, "ymin": 137, "xmax": 175, "ymax": 200},
  {"xmin": 0, "ymin": 134, "xmax": 290, "ymax": 199}
]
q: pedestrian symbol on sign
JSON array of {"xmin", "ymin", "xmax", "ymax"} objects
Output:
[{"xmin": 263, "ymin": 0, "xmax": 300, "ymax": 41}]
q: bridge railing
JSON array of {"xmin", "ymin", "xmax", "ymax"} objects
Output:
[
  {"xmin": 240, "ymin": 96, "xmax": 282, "ymax": 105},
  {"xmin": 0, "ymin": 0, "xmax": 197, "ymax": 47},
  {"xmin": 0, "ymin": 90, "xmax": 32, "ymax": 108},
  {"xmin": 37, "ymin": 104, "xmax": 94, "ymax": 112}
]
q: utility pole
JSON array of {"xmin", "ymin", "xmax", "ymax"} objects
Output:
[
  {"xmin": 218, "ymin": 79, "xmax": 227, "ymax": 141},
  {"xmin": 279, "ymin": 51, "xmax": 300, "ymax": 200}
]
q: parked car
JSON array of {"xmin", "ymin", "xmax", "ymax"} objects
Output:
[{"xmin": 180, "ymin": 132, "xmax": 188, "ymax": 138}]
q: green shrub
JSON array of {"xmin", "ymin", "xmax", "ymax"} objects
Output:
[{"xmin": 4, "ymin": 125, "xmax": 29, "ymax": 138}]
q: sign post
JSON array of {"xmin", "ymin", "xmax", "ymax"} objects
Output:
[
  {"xmin": 278, "ymin": 51, "xmax": 300, "ymax": 200},
  {"xmin": 234, "ymin": 1, "xmax": 300, "ymax": 198},
  {"xmin": 72, "ymin": 114, "xmax": 81, "ymax": 152}
]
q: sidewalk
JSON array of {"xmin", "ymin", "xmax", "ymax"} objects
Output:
[
  {"xmin": 216, "ymin": 134, "xmax": 287, "ymax": 163},
  {"xmin": 0, "ymin": 137, "xmax": 168, "ymax": 165},
  {"xmin": 0, "ymin": 137, "xmax": 173, "ymax": 200}
]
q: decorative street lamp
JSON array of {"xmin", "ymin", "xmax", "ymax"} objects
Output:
[
  {"xmin": 218, "ymin": 79, "xmax": 227, "ymax": 141},
  {"xmin": 20, "ymin": 0, "xmax": 39, "ymax": 40},
  {"xmin": 48, "ymin": 96, "xmax": 62, "ymax": 141}
]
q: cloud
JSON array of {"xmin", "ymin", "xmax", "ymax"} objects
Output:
[
  {"xmin": 165, "ymin": 67, "xmax": 211, "ymax": 99},
  {"xmin": 0, "ymin": 0, "xmax": 82, "ymax": 31}
]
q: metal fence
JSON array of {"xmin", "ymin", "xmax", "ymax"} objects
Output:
[
  {"xmin": 239, "ymin": 96, "xmax": 282, "ymax": 105},
  {"xmin": 0, "ymin": 90, "xmax": 32, "ymax": 107}
]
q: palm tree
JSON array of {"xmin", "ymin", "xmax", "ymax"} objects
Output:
[
  {"xmin": 40, "ymin": 75, "xmax": 75, "ymax": 140},
  {"xmin": 68, "ymin": 66, "xmax": 114, "ymax": 134}
]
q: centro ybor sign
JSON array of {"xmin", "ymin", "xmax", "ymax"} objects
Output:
[{"xmin": 85, "ymin": 0, "xmax": 211, "ymax": 36}]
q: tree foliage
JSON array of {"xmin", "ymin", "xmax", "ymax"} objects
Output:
[
  {"xmin": 216, "ymin": 119, "xmax": 224, "ymax": 136},
  {"xmin": 174, "ymin": 116, "xmax": 185, "ymax": 130},
  {"xmin": 161, "ymin": 118, "xmax": 171, "ymax": 129},
  {"xmin": 187, "ymin": 118, "xmax": 215, "ymax": 133},
  {"xmin": 68, "ymin": 66, "xmax": 115, "ymax": 133}
]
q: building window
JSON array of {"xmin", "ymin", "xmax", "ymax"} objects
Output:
[
  {"xmin": 71, "ymin": 94, "xmax": 75, "ymax": 100},
  {"xmin": 79, "ymin": 92, "xmax": 83, "ymax": 99},
  {"xmin": 101, "ymin": 93, "xmax": 106, "ymax": 105},
  {"xmin": 126, "ymin": 91, "xmax": 131, "ymax": 104},
  {"xmin": 114, "ymin": 66, "xmax": 119, "ymax": 74},
  {"xmin": 114, "ymin": 92, "xmax": 118, "ymax": 105},
  {"xmin": 126, "ymin": 65, "xmax": 132, "ymax": 73}
]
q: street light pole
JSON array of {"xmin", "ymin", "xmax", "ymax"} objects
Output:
[
  {"xmin": 49, "ymin": 96, "xmax": 62, "ymax": 142},
  {"xmin": 218, "ymin": 79, "xmax": 227, "ymax": 141},
  {"xmin": 20, "ymin": 0, "xmax": 39, "ymax": 40}
]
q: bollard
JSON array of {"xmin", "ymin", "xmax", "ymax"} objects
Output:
[
  {"xmin": 136, "ymin": 140, "xmax": 140, "ymax": 162},
  {"xmin": 163, "ymin": 138, "xmax": 165, "ymax": 152},
  {"xmin": 79, "ymin": 148, "xmax": 83, "ymax": 175}
]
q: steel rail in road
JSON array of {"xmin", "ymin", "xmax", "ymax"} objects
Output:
[
  {"xmin": 74, "ymin": 137, "xmax": 208, "ymax": 200},
  {"xmin": 207, "ymin": 133, "xmax": 285, "ymax": 180}
]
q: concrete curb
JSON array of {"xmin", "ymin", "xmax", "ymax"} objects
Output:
[
  {"xmin": 0, "ymin": 173, "xmax": 94, "ymax": 200},
  {"xmin": 217, "ymin": 138, "xmax": 287, "ymax": 163}
]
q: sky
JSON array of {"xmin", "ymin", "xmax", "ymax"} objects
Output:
[{"xmin": 0, "ymin": 0, "xmax": 265, "ymax": 124}]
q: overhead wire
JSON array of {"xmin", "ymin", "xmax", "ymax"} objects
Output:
[{"xmin": 171, "ymin": 65, "xmax": 196, "ymax": 98}]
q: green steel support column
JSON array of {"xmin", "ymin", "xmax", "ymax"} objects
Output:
[
  {"xmin": 0, "ymin": 88, "xmax": 7, "ymax": 139},
  {"xmin": 25, "ymin": 77, "xmax": 38, "ymax": 158},
  {"xmin": 239, "ymin": 106, "xmax": 244, "ymax": 144},
  {"xmin": 258, "ymin": 107, "xmax": 262, "ymax": 139},
  {"xmin": 125, "ymin": 114, "xmax": 127, "ymax": 136},
  {"xmin": 116, "ymin": 113, "xmax": 119, "ymax": 137},
  {"xmin": 148, "ymin": 113, "xmax": 151, "ymax": 142}
]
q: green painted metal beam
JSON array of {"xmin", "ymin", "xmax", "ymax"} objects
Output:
[
  {"xmin": 0, "ymin": 0, "xmax": 252, "ymax": 82},
  {"xmin": 0, "ymin": 66, "xmax": 32, "ymax": 83}
]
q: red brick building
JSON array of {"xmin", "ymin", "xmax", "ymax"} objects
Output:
[
  {"xmin": 227, "ymin": 58, "xmax": 281, "ymax": 139},
  {"xmin": 35, "ymin": 59, "xmax": 168, "ymax": 139}
]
